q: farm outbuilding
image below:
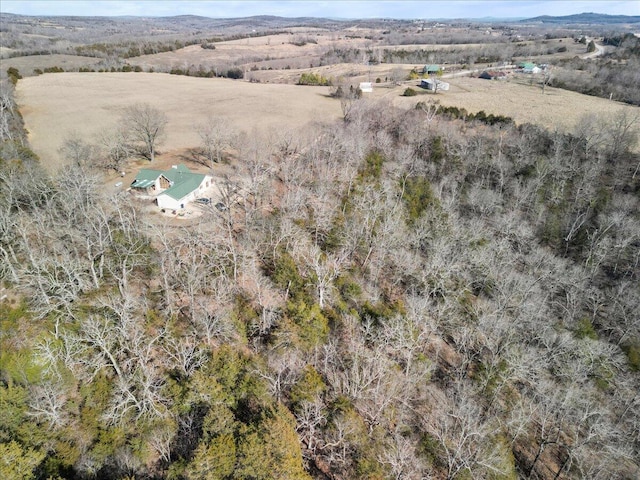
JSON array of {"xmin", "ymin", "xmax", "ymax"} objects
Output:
[
  {"xmin": 131, "ymin": 164, "xmax": 212, "ymax": 210},
  {"xmin": 420, "ymin": 78, "xmax": 450, "ymax": 91},
  {"xmin": 359, "ymin": 82, "xmax": 373, "ymax": 93},
  {"xmin": 423, "ymin": 64, "xmax": 442, "ymax": 75},
  {"xmin": 517, "ymin": 62, "xmax": 541, "ymax": 74}
]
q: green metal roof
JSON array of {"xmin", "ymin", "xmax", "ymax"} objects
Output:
[
  {"xmin": 131, "ymin": 165, "xmax": 205, "ymax": 201},
  {"xmin": 131, "ymin": 169, "xmax": 163, "ymax": 189},
  {"xmin": 518, "ymin": 62, "xmax": 536, "ymax": 69},
  {"xmin": 423, "ymin": 64, "xmax": 441, "ymax": 72},
  {"xmin": 162, "ymin": 173, "xmax": 205, "ymax": 200},
  {"xmin": 162, "ymin": 165, "xmax": 192, "ymax": 182}
]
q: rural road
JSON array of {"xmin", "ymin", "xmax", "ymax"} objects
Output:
[{"xmin": 580, "ymin": 39, "xmax": 605, "ymax": 59}]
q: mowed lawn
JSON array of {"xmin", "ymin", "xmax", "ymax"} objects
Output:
[{"xmin": 16, "ymin": 72, "xmax": 342, "ymax": 171}]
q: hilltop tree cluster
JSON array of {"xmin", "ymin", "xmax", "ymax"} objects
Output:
[{"xmin": 1, "ymin": 78, "xmax": 639, "ymax": 480}]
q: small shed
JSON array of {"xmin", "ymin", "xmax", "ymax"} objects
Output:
[
  {"xmin": 423, "ymin": 64, "xmax": 442, "ymax": 75},
  {"xmin": 359, "ymin": 82, "xmax": 373, "ymax": 93}
]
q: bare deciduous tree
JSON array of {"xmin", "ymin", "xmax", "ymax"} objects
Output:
[
  {"xmin": 59, "ymin": 132, "xmax": 98, "ymax": 167},
  {"xmin": 122, "ymin": 103, "xmax": 167, "ymax": 162},
  {"xmin": 196, "ymin": 116, "xmax": 235, "ymax": 167},
  {"xmin": 98, "ymin": 125, "xmax": 133, "ymax": 172}
]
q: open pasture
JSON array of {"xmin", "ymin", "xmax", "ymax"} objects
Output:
[
  {"xmin": 15, "ymin": 72, "xmax": 342, "ymax": 171},
  {"xmin": 130, "ymin": 31, "xmax": 373, "ymax": 71},
  {"xmin": 1, "ymin": 54, "xmax": 103, "ymax": 75},
  {"xmin": 16, "ymin": 69, "xmax": 639, "ymax": 173},
  {"xmin": 389, "ymin": 75, "xmax": 640, "ymax": 133}
]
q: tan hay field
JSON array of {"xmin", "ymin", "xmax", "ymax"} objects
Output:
[
  {"xmin": 16, "ymin": 71, "xmax": 639, "ymax": 173},
  {"xmin": 16, "ymin": 72, "xmax": 342, "ymax": 172},
  {"xmin": 387, "ymin": 76, "xmax": 640, "ymax": 134},
  {"xmin": 2, "ymin": 54, "xmax": 102, "ymax": 75},
  {"xmin": 130, "ymin": 33, "xmax": 371, "ymax": 71}
]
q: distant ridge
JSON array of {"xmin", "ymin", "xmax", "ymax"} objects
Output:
[
  {"xmin": 2, "ymin": 11, "xmax": 639, "ymax": 25},
  {"xmin": 522, "ymin": 12, "xmax": 640, "ymax": 24}
]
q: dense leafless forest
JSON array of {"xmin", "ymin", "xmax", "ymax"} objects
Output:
[{"xmin": 1, "ymin": 11, "xmax": 640, "ymax": 480}]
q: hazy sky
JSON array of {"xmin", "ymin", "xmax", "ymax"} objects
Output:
[{"xmin": 2, "ymin": 1, "xmax": 639, "ymax": 19}]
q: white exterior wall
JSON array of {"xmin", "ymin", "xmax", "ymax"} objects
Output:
[
  {"xmin": 421, "ymin": 79, "xmax": 435, "ymax": 90},
  {"xmin": 156, "ymin": 176, "xmax": 211, "ymax": 210},
  {"xmin": 199, "ymin": 176, "xmax": 212, "ymax": 194},
  {"xmin": 157, "ymin": 195, "xmax": 182, "ymax": 210}
]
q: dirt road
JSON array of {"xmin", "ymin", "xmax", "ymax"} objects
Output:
[{"xmin": 580, "ymin": 39, "xmax": 605, "ymax": 59}]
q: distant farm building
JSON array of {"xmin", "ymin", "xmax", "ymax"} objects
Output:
[
  {"xmin": 420, "ymin": 78, "xmax": 449, "ymax": 91},
  {"xmin": 479, "ymin": 70, "xmax": 508, "ymax": 80},
  {"xmin": 131, "ymin": 164, "xmax": 212, "ymax": 210},
  {"xmin": 517, "ymin": 62, "xmax": 541, "ymax": 74},
  {"xmin": 359, "ymin": 82, "xmax": 373, "ymax": 93},
  {"xmin": 423, "ymin": 64, "xmax": 442, "ymax": 75}
]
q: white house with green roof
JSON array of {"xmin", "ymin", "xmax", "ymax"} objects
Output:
[{"xmin": 130, "ymin": 165, "xmax": 212, "ymax": 210}]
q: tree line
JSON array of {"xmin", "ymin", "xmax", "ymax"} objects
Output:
[{"xmin": 1, "ymin": 76, "xmax": 639, "ymax": 480}]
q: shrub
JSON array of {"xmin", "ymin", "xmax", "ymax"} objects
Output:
[
  {"xmin": 335, "ymin": 275, "xmax": 362, "ymax": 304},
  {"xmin": 226, "ymin": 67, "xmax": 244, "ymax": 79},
  {"xmin": 285, "ymin": 300, "xmax": 329, "ymax": 349},
  {"xmin": 622, "ymin": 341, "xmax": 640, "ymax": 371},
  {"xmin": 403, "ymin": 87, "xmax": 418, "ymax": 96},
  {"xmin": 268, "ymin": 251, "xmax": 307, "ymax": 301},
  {"xmin": 298, "ymin": 72, "xmax": 331, "ymax": 86},
  {"xmin": 430, "ymin": 136, "xmax": 445, "ymax": 163},
  {"xmin": 7, "ymin": 67, "xmax": 21, "ymax": 84},
  {"xmin": 358, "ymin": 150, "xmax": 385, "ymax": 181},
  {"xmin": 402, "ymin": 176, "xmax": 439, "ymax": 222},
  {"xmin": 407, "ymin": 67, "xmax": 420, "ymax": 80},
  {"xmin": 574, "ymin": 317, "xmax": 598, "ymax": 339},
  {"xmin": 290, "ymin": 366, "xmax": 326, "ymax": 407}
]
